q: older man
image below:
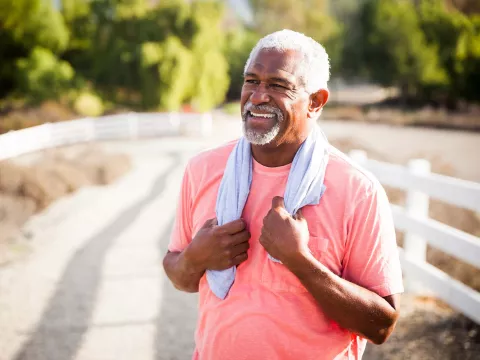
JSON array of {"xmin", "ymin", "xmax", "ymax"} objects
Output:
[{"xmin": 163, "ymin": 29, "xmax": 404, "ymax": 360}]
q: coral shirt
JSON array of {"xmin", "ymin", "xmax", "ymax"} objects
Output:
[{"xmin": 168, "ymin": 139, "xmax": 404, "ymax": 360}]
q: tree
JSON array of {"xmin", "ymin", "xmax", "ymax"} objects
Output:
[
  {"xmin": 342, "ymin": 0, "xmax": 448, "ymax": 102},
  {"xmin": 224, "ymin": 29, "xmax": 260, "ymax": 100},
  {"xmin": 0, "ymin": 0, "xmax": 69, "ymax": 96},
  {"xmin": 419, "ymin": 0, "xmax": 480, "ymax": 106},
  {"xmin": 249, "ymin": 0, "xmax": 342, "ymax": 74},
  {"xmin": 16, "ymin": 47, "xmax": 75, "ymax": 103}
]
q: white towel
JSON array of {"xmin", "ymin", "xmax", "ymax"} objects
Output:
[{"xmin": 207, "ymin": 124, "xmax": 330, "ymax": 299}]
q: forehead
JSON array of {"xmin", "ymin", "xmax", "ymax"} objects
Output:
[{"xmin": 246, "ymin": 48, "xmax": 304, "ymax": 84}]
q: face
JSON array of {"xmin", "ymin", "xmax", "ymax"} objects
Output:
[{"xmin": 240, "ymin": 49, "xmax": 314, "ymax": 146}]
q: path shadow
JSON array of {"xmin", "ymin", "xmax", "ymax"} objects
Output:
[
  {"xmin": 13, "ymin": 153, "xmax": 181, "ymax": 360},
  {"xmin": 155, "ymin": 215, "xmax": 198, "ymax": 359}
]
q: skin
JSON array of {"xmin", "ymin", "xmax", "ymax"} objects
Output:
[{"xmin": 163, "ymin": 48, "xmax": 400, "ymax": 345}]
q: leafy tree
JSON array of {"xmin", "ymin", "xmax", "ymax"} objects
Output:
[
  {"xmin": 419, "ymin": 0, "xmax": 480, "ymax": 106},
  {"xmin": 342, "ymin": 0, "xmax": 448, "ymax": 101},
  {"xmin": 0, "ymin": 0, "xmax": 69, "ymax": 96},
  {"xmin": 187, "ymin": 1, "xmax": 230, "ymax": 111},
  {"xmin": 249, "ymin": 0, "xmax": 342, "ymax": 75},
  {"xmin": 224, "ymin": 29, "xmax": 260, "ymax": 100},
  {"xmin": 16, "ymin": 47, "xmax": 75, "ymax": 103}
]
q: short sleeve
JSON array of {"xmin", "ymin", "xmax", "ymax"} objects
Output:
[
  {"xmin": 342, "ymin": 182, "xmax": 404, "ymax": 297},
  {"xmin": 168, "ymin": 162, "xmax": 194, "ymax": 252}
]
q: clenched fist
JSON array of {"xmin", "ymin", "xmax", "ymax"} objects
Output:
[
  {"xmin": 259, "ymin": 196, "xmax": 310, "ymax": 267},
  {"xmin": 184, "ymin": 218, "xmax": 251, "ymax": 273}
]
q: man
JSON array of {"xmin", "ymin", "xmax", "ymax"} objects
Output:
[{"xmin": 163, "ymin": 29, "xmax": 404, "ymax": 360}]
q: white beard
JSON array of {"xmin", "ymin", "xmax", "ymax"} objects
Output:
[{"xmin": 242, "ymin": 121, "xmax": 281, "ymax": 145}]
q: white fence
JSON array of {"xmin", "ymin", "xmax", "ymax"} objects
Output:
[
  {"xmin": 0, "ymin": 112, "xmax": 213, "ymax": 161},
  {"xmin": 350, "ymin": 150, "xmax": 480, "ymax": 324},
  {"xmin": 0, "ymin": 115, "xmax": 479, "ymax": 324}
]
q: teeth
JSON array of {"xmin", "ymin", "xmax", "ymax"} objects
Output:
[{"xmin": 250, "ymin": 112, "xmax": 275, "ymax": 118}]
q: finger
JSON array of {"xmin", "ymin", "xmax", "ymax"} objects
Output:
[
  {"xmin": 272, "ymin": 196, "xmax": 285, "ymax": 210},
  {"xmin": 295, "ymin": 208, "xmax": 305, "ymax": 221},
  {"xmin": 218, "ymin": 218, "xmax": 246, "ymax": 235},
  {"xmin": 230, "ymin": 229, "xmax": 251, "ymax": 245},
  {"xmin": 203, "ymin": 218, "xmax": 217, "ymax": 228},
  {"xmin": 231, "ymin": 241, "xmax": 249, "ymax": 257},
  {"xmin": 231, "ymin": 252, "xmax": 248, "ymax": 266}
]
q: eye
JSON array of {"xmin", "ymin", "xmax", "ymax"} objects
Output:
[
  {"xmin": 245, "ymin": 79, "xmax": 259, "ymax": 84},
  {"xmin": 270, "ymin": 83, "xmax": 288, "ymax": 90}
]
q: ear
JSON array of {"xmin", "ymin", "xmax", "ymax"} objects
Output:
[{"xmin": 307, "ymin": 89, "xmax": 329, "ymax": 120}]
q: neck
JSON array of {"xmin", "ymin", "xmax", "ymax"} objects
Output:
[
  {"xmin": 250, "ymin": 143, "xmax": 299, "ymax": 167},
  {"xmin": 250, "ymin": 130, "xmax": 310, "ymax": 167}
]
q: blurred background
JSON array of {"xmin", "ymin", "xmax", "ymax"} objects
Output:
[
  {"xmin": 0, "ymin": 1, "xmax": 479, "ymax": 360},
  {"xmin": 1, "ymin": 0, "xmax": 479, "ymax": 128}
]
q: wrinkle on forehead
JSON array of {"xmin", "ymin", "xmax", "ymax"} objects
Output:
[{"xmin": 247, "ymin": 49, "xmax": 306, "ymax": 87}]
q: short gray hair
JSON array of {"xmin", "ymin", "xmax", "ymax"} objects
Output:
[{"xmin": 244, "ymin": 29, "xmax": 330, "ymax": 94}]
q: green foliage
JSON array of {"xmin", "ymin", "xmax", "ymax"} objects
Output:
[
  {"xmin": 250, "ymin": 0, "xmax": 340, "ymax": 46},
  {"xmin": 188, "ymin": 1, "xmax": 230, "ymax": 111},
  {"xmin": 15, "ymin": 47, "xmax": 75, "ymax": 103},
  {"xmin": 368, "ymin": 0, "xmax": 447, "ymax": 93},
  {"xmin": 224, "ymin": 29, "xmax": 260, "ymax": 100},
  {"xmin": 61, "ymin": 0, "xmax": 229, "ymax": 111},
  {"xmin": 418, "ymin": 0, "xmax": 480, "ymax": 104},
  {"xmin": 0, "ymin": 0, "xmax": 70, "ymax": 97},
  {"xmin": 3, "ymin": 0, "xmax": 478, "ymax": 112},
  {"xmin": 74, "ymin": 91, "xmax": 104, "ymax": 117},
  {"xmin": 248, "ymin": 0, "xmax": 342, "ymax": 88},
  {"xmin": 140, "ymin": 37, "xmax": 193, "ymax": 110},
  {"xmin": 0, "ymin": 0, "xmax": 69, "ymax": 52},
  {"xmin": 340, "ymin": 0, "xmax": 479, "ymax": 105}
]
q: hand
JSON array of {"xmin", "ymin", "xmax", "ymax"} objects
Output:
[
  {"xmin": 183, "ymin": 218, "xmax": 250, "ymax": 273},
  {"xmin": 259, "ymin": 196, "xmax": 310, "ymax": 267}
]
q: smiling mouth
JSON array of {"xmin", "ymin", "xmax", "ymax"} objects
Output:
[{"xmin": 248, "ymin": 111, "xmax": 276, "ymax": 119}]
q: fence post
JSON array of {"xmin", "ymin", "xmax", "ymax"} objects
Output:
[
  {"xmin": 200, "ymin": 112, "xmax": 213, "ymax": 137},
  {"xmin": 404, "ymin": 159, "xmax": 431, "ymax": 293}
]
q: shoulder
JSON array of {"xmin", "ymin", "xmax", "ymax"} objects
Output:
[
  {"xmin": 324, "ymin": 145, "xmax": 384, "ymax": 207},
  {"xmin": 187, "ymin": 138, "xmax": 238, "ymax": 173},
  {"xmin": 184, "ymin": 138, "xmax": 239, "ymax": 189}
]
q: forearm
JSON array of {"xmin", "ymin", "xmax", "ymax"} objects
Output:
[
  {"xmin": 163, "ymin": 250, "xmax": 205, "ymax": 293},
  {"xmin": 287, "ymin": 253, "xmax": 399, "ymax": 344}
]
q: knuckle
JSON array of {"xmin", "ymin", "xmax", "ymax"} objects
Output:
[
  {"xmin": 212, "ymin": 226, "xmax": 223, "ymax": 237},
  {"xmin": 220, "ymin": 237, "xmax": 230, "ymax": 248}
]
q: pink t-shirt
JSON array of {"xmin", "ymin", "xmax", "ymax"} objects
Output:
[{"xmin": 168, "ymin": 139, "xmax": 404, "ymax": 360}]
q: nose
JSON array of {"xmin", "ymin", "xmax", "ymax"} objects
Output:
[{"xmin": 250, "ymin": 83, "xmax": 270, "ymax": 105}]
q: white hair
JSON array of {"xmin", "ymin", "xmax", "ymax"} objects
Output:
[{"xmin": 244, "ymin": 29, "xmax": 330, "ymax": 94}]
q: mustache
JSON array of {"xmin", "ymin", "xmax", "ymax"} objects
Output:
[{"xmin": 242, "ymin": 102, "xmax": 283, "ymax": 120}]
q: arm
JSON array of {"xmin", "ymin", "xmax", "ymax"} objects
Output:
[
  {"xmin": 163, "ymin": 250, "xmax": 205, "ymax": 293},
  {"xmin": 260, "ymin": 190, "xmax": 403, "ymax": 345},
  {"xmin": 286, "ymin": 253, "xmax": 400, "ymax": 344},
  {"xmin": 164, "ymin": 163, "xmax": 250, "ymax": 293}
]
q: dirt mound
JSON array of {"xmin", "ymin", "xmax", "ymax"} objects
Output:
[
  {"xmin": 0, "ymin": 147, "xmax": 132, "ymax": 264},
  {"xmin": 365, "ymin": 295, "xmax": 480, "ymax": 360}
]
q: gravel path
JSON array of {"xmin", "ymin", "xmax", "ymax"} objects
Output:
[{"xmin": 0, "ymin": 114, "xmax": 478, "ymax": 360}]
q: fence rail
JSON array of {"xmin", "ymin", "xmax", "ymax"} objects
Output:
[
  {"xmin": 0, "ymin": 116, "xmax": 479, "ymax": 324},
  {"xmin": 349, "ymin": 150, "xmax": 480, "ymax": 324},
  {"xmin": 0, "ymin": 112, "xmax": 212, "ymax": 161}
]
